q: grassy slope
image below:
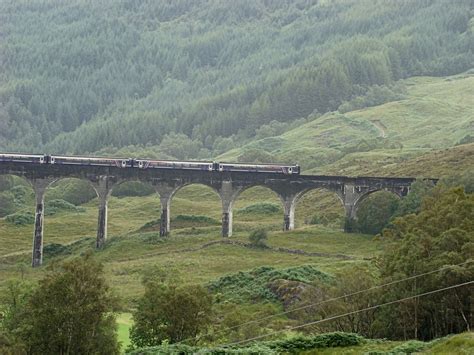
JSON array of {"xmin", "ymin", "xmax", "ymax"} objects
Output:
[{"xmin": 218, "ymin": 72, "xmax": 474, "ymax": 177}]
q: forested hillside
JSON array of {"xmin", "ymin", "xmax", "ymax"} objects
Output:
[{"xmin": 0, "ymin": 0, "xmax": 472, "ymax": 157}]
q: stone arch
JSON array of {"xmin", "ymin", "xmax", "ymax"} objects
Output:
[
  {"xmin": 102, "ymin": 179, "xmax": 162, "ymax": 239},
  {"xmin": 352, "ymin": 188, "xmax": 403, "ymax": 220},
  {"xmin": 42, "ymin": 177, "xmax": 99, "ymax": 246},
  {"xmin": 293, "ymin": 187, "xmax": 346, "ymax": 229},
  {"xmin": 164, "ymin": 183, "xmax": 222, "ymax": 235},
  {"xmin": 107, "ymin": 178, "xmax": 154, "ymax": 199},
  {"xmin": 231, "ymin": 184, "xmax": 285, "ymax": 232}
]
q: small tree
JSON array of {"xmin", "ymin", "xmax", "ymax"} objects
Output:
[
  {"xmin": 19, "ymin": 253, "xmax": 120, "ymax": 355},
  {"xmin": 248, "ymin": 229, "xmax": 268, "ymax": 248},
  {"xmin": 130, "ymin": 282, "xmax": 213, "ymax": 348}
]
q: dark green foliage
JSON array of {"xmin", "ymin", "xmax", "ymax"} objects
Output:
[
  {"xmin": 356, "ymin": 191, "xmax": 400, "ymax": 234},
  {"xmin": 393, "ymin": 179, "xmax": 434, "ymax": 217},
  {"xmin": 46, "ymin": 179, "xmax": 97, "ymax": 205},
  {"xmin": 237, "ymin": 203, "xmax": 281, "ymax": 215},
  {"xmin": 378, "ymin": 187, "xmax": 473, "ymax": 340},
  {"xmin": 44, "ymin": 199, "xmax": 86, "ymax": 216},
  {"xmin": 0, "ymin": 1, "xmax": 471, "ymax": 155},
  {"xmin": 248, "ymin": 229, "xmax": 268, "ymax": 248},
  {"xmin": 130, "ymin": 282, "xmax": 213, "ymax": 347},
  {"xmin": 111, "ymin": 181, "xmax": 154, "ymax": 198},
  {"xmin": 338, "ymin": 84, "xmax": 406, "ymax": 113},
  {"xmin": 440, "ymin": 168, "xmax": 474, "ymax": 193},
  {"xmin": 208, "ymin": 265, "xmax": 331, "ymax": 303},
  {"xmin": 126, "ymin": 332, "xmax": 363, "ymax": 354},
  {"xmin": 1, "ymin": 254, "xmax": 120, "ymax": 354},
  {"xmin": 5, "ymin": 211, "xmax": 35, "ymax": 225}
]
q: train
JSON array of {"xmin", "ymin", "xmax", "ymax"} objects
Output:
[{"xmin": 0, "ymin": 153, "xmax": 300, "ymax": 175}]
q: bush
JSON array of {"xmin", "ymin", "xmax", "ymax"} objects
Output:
[
  {"xmin": 46, "ymin": 179, "xmax": 96, "ymax": 205},
  {"xmin": 6, "ymin": 212, "xmax": 35, "ymax": 225},
  {"xmin": 237, "ymin": 203, "xmax": 281, "ymax": 215},
  {"xmin": 356, "ymin": 191, "xmax": 400, "ymax": 234},
  {"xmin": 208, "ymin": 265, "xmax": 331, "ymax": 303},
  {"xmin": 248, "ymin": 229, "xmax": 268, "ymax": 248},
  {"xmin": 45, "ymin": 199, "xmax": 86, "ymax": 216},
  {"xmin": 111, "ymin": 181, "xmax": 154, "ymax": 198}
]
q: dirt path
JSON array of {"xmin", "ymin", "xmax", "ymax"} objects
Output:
[{"xmin": 370, "ymin": 119, "xmax": 387, "ymax": 138}]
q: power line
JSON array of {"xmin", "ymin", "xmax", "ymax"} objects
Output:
[
  {"xmin": 221, "ymin": 280, "xmax": 474, "ymax": 347},
  {"xmin": 217, "ymin": 261, "xmax": 471, "ymax": 332},
  {"xmin": 181, "ymin": 260, "xmax": 471, "ymax": 345}
]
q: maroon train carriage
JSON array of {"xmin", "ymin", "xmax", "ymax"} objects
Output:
[
  {"xmin": 50, "ymin": 155, "xmax": 131, "ymax": 168},
  {"xmin": 218, "ymin": 163, "xmax": 300, "ymax": 175},
  {"xmin": 136, "ymin": 159, "xmax": 214, "ymax": 171},
  {"xmin": 0, "ymin": 153, "xmax": 47, "ymax": 164}
]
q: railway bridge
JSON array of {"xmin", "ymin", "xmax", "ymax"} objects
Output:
[{"xmin": 0, "ymin": 161, "xmax": 422, "ymax": 267}]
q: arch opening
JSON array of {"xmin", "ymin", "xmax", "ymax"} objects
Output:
[
  {"xmin": 0, "ymin": 174, "xmax": 35, "ymax": 257},
  {"xmin": 169, "ymin": 184, "xmax": 222, "ymax": 234},
  {"xmin": 233, "ymin": 185, "xmax": 283, "ymax": 233},
  {"xmin": 294, "ymin": 188, "xmax": 346, "ymax": 230},
  {"xmin": 43, "ymin": 178, "xmax": 99, "ymax": 247},
  {"xmin": 353, "ymin": 190, "xmax": 401, "ymax": 235},
  {"xmin": 107, "ymin": 180, "xmax": 160, "ymax": 236}
]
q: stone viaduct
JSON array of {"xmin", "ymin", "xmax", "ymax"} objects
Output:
[{"xmin": 0, "ymin": 161, "xmax": 422, "ymax": 267}]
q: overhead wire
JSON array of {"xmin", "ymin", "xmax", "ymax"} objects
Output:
[
  {"xmin": 221, "ymin": 280, "xmax": 474, "ymax": 347},
  {"xmin": 177, "ymin": 260, "xmax": 471, "ymax": 345}
]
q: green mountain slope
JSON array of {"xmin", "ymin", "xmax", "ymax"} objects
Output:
[
  {"xmin": 218, "ymin": 72, "xmax": 474, "ymax": 176},
  {"xmin": 0, "ymin": 0, "xmax": 472, "ymax": 155}
]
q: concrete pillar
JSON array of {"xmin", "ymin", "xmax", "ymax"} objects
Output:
[
  {"xmin": 341, "ymin": 183, "xmax": 362, "ymax": 232},
  {"xmin": 93, "ymin": 177, "xmax": 112, "ymax": 249},
  {"xmin": 282, "ymin": 196, "xmax": 296, "ymax": 231},
  {"xmin": 220, "ymin": 181, "xmax": 237, "ymax": 238},
  {"xmin": 96, "ymin": 194, "xmax": 108, "ymax": 248},
  {"xmin": 154, "ymin": 184, "xmax": 179, "ymax": 237},
  {"xmin": 159, "ymin": 195, "xmax": 171, "ymax": 237},
  {"xmin": 222, "ymin": 202, "xmax": 233, "ymax": 237},
  {"xmin": 31, "ymin": 179, "xmax": 51, "ymax": 267}
]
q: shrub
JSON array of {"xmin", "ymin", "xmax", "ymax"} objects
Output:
[
  {"xmin": 6, "ymin": 212, "xmax": 35, "ymax": 225},
  {"xmin": 111, "ymin": 181, "xmax": 154, "ymax": 198},
  {"xmin": 46, "ymin": 179, "xmax": 96, "ymax": 205},
  {"xmin": 208, "ymin": 265, "xmax": 331, "ymax": 303},
  {"xmin": 237, "ymin": 203, "xmax": 281, "ymax": 215},
  {"xmin": 248, "ymin": 229, "xmax": 268, "ymax": 248},
  {"xmin": 45, "ymin": 199, "xmax": 86, "ymax": 216}
]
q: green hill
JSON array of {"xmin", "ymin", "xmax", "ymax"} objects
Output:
[{"xmin": 218, "ymin": 72, "xmax": 474, "ymax": 176}]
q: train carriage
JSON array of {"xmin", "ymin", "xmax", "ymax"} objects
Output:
[
  {"xmin": 50, "ymin": 155, "xmax": 131, "ymax": 168},
  {"xmin": 218, "ymin": 162, "xmax": 299, "ymax": 175},
  {"xmin": 0, "ymin": 153, "xmax": 47, "ymax": 164},
  {"xmin": 136, "ymin": 159, "xmax": 214, "ymax": 171}
]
